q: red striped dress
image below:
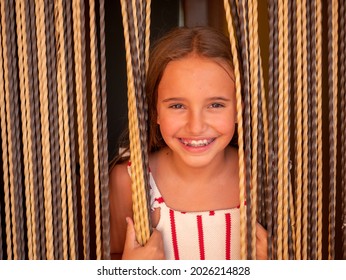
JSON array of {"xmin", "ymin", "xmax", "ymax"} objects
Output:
[{"xmin": 128, "ymin": 164, "xmax": 241, "ymax": 260}]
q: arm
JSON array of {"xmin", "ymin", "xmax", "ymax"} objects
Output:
[
  {"xmin": 109, "ymin": 162, "xmax": 133, "ymax": 259},
  {"xmin": 109, "ymin": 162, "xmax": 165, "ymax": 260}
]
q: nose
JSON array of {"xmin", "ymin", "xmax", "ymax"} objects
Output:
[{"xmin": 186, "ymin": 109, "xmax": 207, "ymax": 135}]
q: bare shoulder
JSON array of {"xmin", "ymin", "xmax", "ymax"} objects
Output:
[
  {"xmin": 109, "ymin": 161, "xmax": 131, "ymax": 191},
  {"xmin": 109, "ymin": 161, "xmax": 133, "ymax": 258}
]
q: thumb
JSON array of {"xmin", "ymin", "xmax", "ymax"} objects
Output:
[{"xmin": 124, "ymin": 217, "xmax": 140, "ymax": 250}]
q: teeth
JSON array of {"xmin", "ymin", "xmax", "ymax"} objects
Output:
[{"xmin": 181, "ymin": 139, "xmax": 212, "ymax": 147}]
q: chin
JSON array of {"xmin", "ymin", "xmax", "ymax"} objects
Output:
[{"xmin": 178, "ymin": 152, "xmax": 223, "ymax": 169}]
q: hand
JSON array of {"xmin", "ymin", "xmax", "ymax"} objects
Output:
[
  {"xmin": 256, "ymin": 223, "xmax": 268, "ymax": 260},
  {"xmin": 122, "ymin": 217, "xmax": 166, "ymax": 260}
]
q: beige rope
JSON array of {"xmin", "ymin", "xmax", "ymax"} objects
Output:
[
  {"xmin": 224, "ymin": 0, "xmax": 246, "ymax": 260},
  {"xmin": 0, "ymin": 0, "xmax": 13, "ymax": 259},
  {"xmin": 89, "ymin": 0, "xmax": 102, "ymax": 259},
  {"xmin": 294, "ymin": 0, "xmax": 303, "ymax": 260},
  {"xmin": 282, "ymin": 0, "xmax": 289, "ymax": 260},
  {"xmin": 277, "ymin": 0, "xmax": 285, "ymax": 259},
  {"xmin": 301, "ymin": 0, "xmax": 308, "ymax": 259},
  {"xmin": 120, "ymin": 0, "xmax": 150, "ymax": 245}
]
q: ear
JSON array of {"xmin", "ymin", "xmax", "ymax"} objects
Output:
[{"xmin": 156, "ymin": 114, "xmax": 160, "ymax": 125}]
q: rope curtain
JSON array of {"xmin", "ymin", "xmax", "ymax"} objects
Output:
[
  {"xmin": 0, "ymin": 0, "xmax": 345, "ymax": 260},
  {"xmin": 0, "ymin": 0, "xmax": 110, "ymax": 260},
  {"xmin": 223, "ymin": 0, "xmax": 345, "ymax": 259},
  {"xmin": 120, "ymin": 0, "xmax": 152, "ymax": 246}
]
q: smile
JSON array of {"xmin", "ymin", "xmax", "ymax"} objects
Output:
[{"xmin": 179, "ymin": 138, "xmax": 215, "ymax": 147}]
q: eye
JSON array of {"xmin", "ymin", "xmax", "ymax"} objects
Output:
[
  {"xmin": 209, "ymin": 103, "xmax": 225, "ymax": 108},
  {"xmin": 169, "ymin": 104, "xmax": 185, "ymax": 109}
]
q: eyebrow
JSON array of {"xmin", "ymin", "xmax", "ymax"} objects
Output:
[
  {"xmin": 207, "ymin": 97, "xmax": 231, "ymax": 102},
  {"xmin": 161, "ymin": 96, "xmax": 231, "ymax": 103},
  {"xmin": 162, "ymin": 97, "xmax": 186, "ymax": 103}
]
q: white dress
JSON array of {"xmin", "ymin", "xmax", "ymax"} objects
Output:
[{"xmin": 128, "ymin": 164, "xmax": 241, "ymax": 260}]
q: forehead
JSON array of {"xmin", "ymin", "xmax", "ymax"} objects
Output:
[
  {"xmin": 157, "ymin": 54, "xmax": 235, "ymax": 100},
  {"xmin": 160, "ymin": 55, "xmax": 234, "ymax": 87},
  {"xmin": 163, "ymin": 54, "xmax": 234, "ymax": 79}
]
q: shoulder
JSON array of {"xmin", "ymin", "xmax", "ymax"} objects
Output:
[
  {"xmin": 109, "ymin": 161, "xmax": 131, "ymax": 190},
  {"xmin": 109, "ymin": 161, "xmax": 132, "ymax": 219}
]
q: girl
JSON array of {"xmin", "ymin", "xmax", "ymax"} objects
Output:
[{"xmin": 109, "ymin": 26, "xmax": 267, "ymax": 260}]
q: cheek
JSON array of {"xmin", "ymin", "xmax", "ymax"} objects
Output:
[
  {"xmin": 213, "ymin": 111, "xmax": 236, "ymax": 135},
  {"xmin": 157, "ymin": 114, "xmax": 182, "ymax": 137},
  {"xmin": 217, "ymin": 119, "xmax": 235, "ymax": 135},
  {"xmin": 157, "ymin": 116, "xmax": 176, "ymax": 135}
]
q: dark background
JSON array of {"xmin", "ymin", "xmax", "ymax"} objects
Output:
[{"xmin": 106, "ymin": 0, "xmax": 181, "ymax": 161}]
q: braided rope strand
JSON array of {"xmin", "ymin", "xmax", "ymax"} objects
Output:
[
  {"xmin": 35, "ymin": 0, "xmax": 55, "ymax": 259},
  {"xmin": 327, "ymin": 0, "xmax": 338, "ymax": 260},
  {"xmin": 315, "ymin": 0, "xmax": 323, "ymax": 260},
  {"xmin": 98, "ymin": 0, "xmax": 111, "ymax": 260},
  {"xmin": 294, "ymin": 0, "xmax": 303, "ymax": 259},
  {"xmin": 0, "ymin": 0, "xmax": 13, "ymax": 259},
  {"xmin": 282, "ymin": 0, "xmax": 290, "ymax": 260},
  {"xmin": 301, "ymin": 0, "xmax": 309, "ymax": 259},
  {"xmin": 266, "ymin": 0, "xmax": 276, "ymax": 260},
  {"xmin": 46, "ymin": 0, "xmax": 63, "ymax": 260},
  {"xmin": 248, "ymin": 0, "xmax": 258, "ymax": 259},
  {"xmin": 54, "ymin": 0, "xmax": 71, "ymax": 260},
  {"xmin": 72, "ymin": 0, "xmax": 89, "ymax": 259},
  {"xmin": 120, "ymin": 0, "xmax": 150, "ymax": 245},
  {"xmin": 309, "ymin": 0, "xmax": 318, "ymax": 260},
  {"xmin": 15, "ymin": 0, "xmax": 34, "ymax": 259},
  {"xmin": 277, "ymin": 0, "xmax": 285, "ymax": 259},
  {"xmin": 64, "ymin": 0, "xmax": 78, "ymax": 259},
  {"xmin": 27, "ymin": 0, "xmax": 46, "ymax": 259},
  {"xmin": 89, "ymin": 0, "xmax": 103, "ymax": 259},
  {"xmin": 339, "ymin": 0, "xmax": 346, "ymax": 260},
  {"xmin": 224, "ymin": 0, "xmax": 246, "ymax": 260}
]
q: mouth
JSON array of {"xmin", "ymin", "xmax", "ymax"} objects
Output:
[{"xmin": 179, "ymin": 138, "xmax": 215, "ymax": 147}]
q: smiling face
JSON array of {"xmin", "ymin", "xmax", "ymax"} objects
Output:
[{"xmin": 156, "ymin": 54, "xmax": 236, "ymax": 168}]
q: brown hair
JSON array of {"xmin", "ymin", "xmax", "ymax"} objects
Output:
[{"xmin": 147, "ymin": 26, "xmax": 234, "ymax": 152}]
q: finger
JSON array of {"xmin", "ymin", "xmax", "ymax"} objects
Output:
[
  {"xmin": 147, "ymin": 229, "xmax": 163, "ymax": 246},
  {"xmin": 256, "ymin": 223, "xmax": 267, "ymax": 238},
  {"xmin": 146, "ymin": 228, "xmax": 166, "ymax": 259},
  {"xmin": 124, "ymin": 217, "xmax": 140, "ymax": 249}
]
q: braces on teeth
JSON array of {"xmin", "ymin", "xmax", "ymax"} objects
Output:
[{"xmin": 182, "ymin": 139, "xmax": 211, "ymax": 147}]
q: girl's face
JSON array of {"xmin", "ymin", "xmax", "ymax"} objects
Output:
[{"xmin": 156, "ymin": 54, "xmax": 236, "ymax": 168}]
